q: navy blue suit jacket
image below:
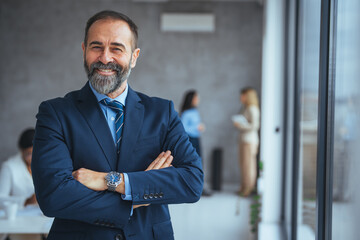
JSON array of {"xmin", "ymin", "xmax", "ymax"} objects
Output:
[{"xmin": 32, "ymin": 82, "xmax": 203, "ymax": 240}]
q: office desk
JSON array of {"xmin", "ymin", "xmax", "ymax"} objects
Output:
[{"xmin": 0, "ymin": 205, "xmax": 53, "ymax": 236}]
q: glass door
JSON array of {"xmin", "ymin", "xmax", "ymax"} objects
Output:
[
  {"xmin": 297, "ymin": 0, "xmax": 321, "ymax": 239},
  {"xmin": 331, "ymin": 0, "xmax": 360, "ymax": 239}
]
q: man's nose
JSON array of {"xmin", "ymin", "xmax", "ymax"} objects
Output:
[{"xmin": 98, "ymin": 49, "xmax": 113, "ymax": 65}]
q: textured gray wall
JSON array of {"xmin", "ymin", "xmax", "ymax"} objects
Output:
[{"xmin": 0, "ymin": 0, "xmax": 262, "ymax": 185}]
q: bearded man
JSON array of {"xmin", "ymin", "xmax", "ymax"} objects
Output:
[{"xmin": 32, "ymin": 10, "xmax": 203, "ymax": 240}]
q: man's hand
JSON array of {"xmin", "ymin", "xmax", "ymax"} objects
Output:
[
  {"xmin": 72, "ymin": 168, "xmax": 108, "ymax": 191},
  {"xmin": 133, "ymin": 150, "xmax": 173, "ymax": 209},
  {"xmin": 145, "ymin": 150, "xmax": 173, "ymax": 171},
  {"xmin": 72, "ymin": 151, "xmax": 173, "ymax": 208},
  {"xmin": 133, "ymin": 204, "xmax": 150, "ymax": 209}
]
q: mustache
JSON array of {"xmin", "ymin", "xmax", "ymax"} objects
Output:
[{"xmin": 89, "ymin": 62, "xmax": 122, "ymax": 75}]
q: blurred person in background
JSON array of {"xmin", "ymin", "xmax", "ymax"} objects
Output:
[
  {"xmin": 180, "ymin": 90, "xmax": 211, "ymax": 196},
  {"xmin": 233, "ymin": 87, "xmax": 260, "ymax": 197},
  {"xmin": 0, "ymin": 128, "xmax": 37, "ymax": 206},
  {"xmin": 0, "ymin": 128, "xmax": 40, "ymax": 240}
]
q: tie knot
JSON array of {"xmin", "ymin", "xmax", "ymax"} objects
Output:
[{"xmin": 100, "ymin": 99, "xmax": 124, "ymax": 113}]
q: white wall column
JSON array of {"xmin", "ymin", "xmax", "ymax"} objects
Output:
[{"xmin": 258, "ymin": 0, "xmax": 285, "ymax": 238}]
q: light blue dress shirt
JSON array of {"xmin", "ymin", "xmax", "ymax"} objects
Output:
[
  {"xmin": 181, "ymin": 108, "xmax": 201, "ymax": 138},
  {"xmin": 89, "ymin": 83, "xmax": 132, "ymax": 201}
]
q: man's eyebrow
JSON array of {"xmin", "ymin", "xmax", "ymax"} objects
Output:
[
  {"xmin": 111, "ymin": 42, "xmax": 126, "ymax": 48},
  {"xmin": 89, "ymin": 41, "xmax": 126, "ymax": 49},
  {"xmin": 89, "ymin": 41, "xmax": 103, "ymax": 46}
]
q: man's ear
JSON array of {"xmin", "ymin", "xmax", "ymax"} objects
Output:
[
  {"xmin": 130, "ymin": 48, "xmax": 140, "ymax": 68},
  {"xmin": 82, "ymin": 42, "xmax": 86, "ymax": 55}
]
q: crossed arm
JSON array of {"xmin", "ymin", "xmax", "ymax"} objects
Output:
[
  {"xmin": 72, "ymin": 150, "xmax": 173, "ymax": 208},
  {"xmin": 33, "ymin": 100, "xmax": 203, "ymax": 226}
]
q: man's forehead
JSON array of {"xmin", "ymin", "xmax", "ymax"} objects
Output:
[
  {"xmin": 87, "ymin": 19, "xmax": 132, "ymax": 45},
  {"xmin": 88, "ymin": 19, "xmax": 131, "ymax": 34}
]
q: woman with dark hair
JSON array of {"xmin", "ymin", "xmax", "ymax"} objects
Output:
[
  {"xmin": 0, "ymin": 128, "xmax": 41, "ymax": 240},
  {"xmin": 180, "ymin": 90, "xmax": 205, "ymax": 157},
  {"xmin": 0, "ymin": 128, "xmax": 37, "ymax": 206},
  {"xmin": 180, "ymin": 90, "xmax": 210, "ymax": 196}
]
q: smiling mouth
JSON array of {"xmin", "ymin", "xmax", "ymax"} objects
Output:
[{"xmin": 96, "ymin": 68, "xmax": 116, "ymax": 75}]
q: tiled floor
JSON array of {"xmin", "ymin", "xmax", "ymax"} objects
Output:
[{"xmin": 169, "ymin": 187, "xmax": 255, "ymax": 240}]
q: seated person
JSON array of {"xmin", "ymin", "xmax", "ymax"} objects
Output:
[
  {"xmin": 0, "ymin": 128, "xmax": 42, "ymax": 240},
  {"xmin": 0, "ymin": 128, "xmax": 37, "ymax": 207}
]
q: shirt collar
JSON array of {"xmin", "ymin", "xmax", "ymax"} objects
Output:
[{"xmin": 89, "ymin": 81, "xmax": 128, "ymax": 106}]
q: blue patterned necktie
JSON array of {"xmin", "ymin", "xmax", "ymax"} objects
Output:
[{"xmin": 100, "ymin": 99, "xmax": 125, "ymax": 154}]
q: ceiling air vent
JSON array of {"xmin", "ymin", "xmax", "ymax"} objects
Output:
[{"xmin": 160, "ymin": 13, "xmax": 215, "ymax": 33}]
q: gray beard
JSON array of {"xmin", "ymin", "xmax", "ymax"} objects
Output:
[{"xmin": 84, "ymin": 60, "xmax": 132, "ymax": 95}]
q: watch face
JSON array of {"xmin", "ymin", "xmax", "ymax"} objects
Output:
[
  {"xmin": 110, "ymin": 174, "xmax": 120, "ymax": 183},
  {"xmin": 106, "ymin": 172, "xmax": 120, "ymax": 184}
]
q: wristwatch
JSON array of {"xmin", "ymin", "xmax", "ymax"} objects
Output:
[{"xmin": 105, "ymin": 171, "xmax": 122, "ymax": 192}]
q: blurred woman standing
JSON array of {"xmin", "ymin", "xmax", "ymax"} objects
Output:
[
  {"xmin": 233, "ymin": 87, "xmax": 260, "ymax": 197},
  {"xmin": 180, "ymin": 90, "xmax": 211, "ymax": 196},
  {"xmin": 180, "ymin": 90, "xmax": 205, "ymax": 158}
]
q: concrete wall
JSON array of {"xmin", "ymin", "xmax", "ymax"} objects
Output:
[{"xmin": 0, "ymin": 0, "xmax": 263, "ymax": 185}]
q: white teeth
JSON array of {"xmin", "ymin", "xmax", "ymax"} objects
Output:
[{"xmin": 98, "ymin": 69, "xmax": 113, "ymax": 72}]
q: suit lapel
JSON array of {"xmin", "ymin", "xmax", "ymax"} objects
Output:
[
  {"xmin": 76, "ymin": 82, "xmax": 117, "ymax": 170},
  {"xmin": 118, "ymin": 87, "xmax": 144, "ymax": 172}
]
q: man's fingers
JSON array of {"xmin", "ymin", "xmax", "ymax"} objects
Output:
[
  {"xmin": 162, "ymin": 155, "xmax": 173, "ymax": 168},
  {"xmin": 72, "ymin": 170, "xmax": 78, "ymax": 179},
  {"xmin": 133, "ymin": 204, "xmax": 150, "ymax": 209},
  {"xmin": 72, "ymin": 168, "xmax": 88, "ymax": 180},
  {"xmin": 152, "ymin": 151, "xmax": 171, "ymax": 169},
  {"xmin": 145, "ymin": 152, "xmax": 164, "ymax": 171},
  {"xmin": 145, "ymin": 151, "xmax": 173, "ymax": 171}
]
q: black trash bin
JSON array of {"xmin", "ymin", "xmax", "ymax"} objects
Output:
[{"xmin": 211, "ymin": 148, "xmax": 223, "ymax": 191}]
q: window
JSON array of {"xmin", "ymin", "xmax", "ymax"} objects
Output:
[{"xmin": 331, "ymin": 0, "xmax": 360, "ymax": 239}]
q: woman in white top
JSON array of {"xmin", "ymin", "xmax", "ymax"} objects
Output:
[
  {"xmin": 233, "ymin": 88, "xmax": 260, "ymax": 197},
  {"xmin": 0, "ymin": 129, "xmax": 40, "ymax": 240},
  {"xmin": 0, "ymin": 128, "xmax": 36, "ymax": 206}
]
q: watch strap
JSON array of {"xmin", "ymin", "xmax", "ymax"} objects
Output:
[{"xmin": 107, "ymin": 184, "xmax": 117, "ymax": 192}]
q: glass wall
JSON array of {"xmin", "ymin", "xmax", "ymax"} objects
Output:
[
  {"xmin": 297, "ymin": 0, "xmax": 321, "ymax": 238},
  {"xmin": 283, "ymin": 0, "xmax": 360, "ymax": 239},
  {"xmin": 331, "ymin": 0, "xmax": 360, "ymax": 239}
]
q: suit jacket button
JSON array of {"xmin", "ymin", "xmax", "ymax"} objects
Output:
[
  {"xmin": 143, "ymin": 194, "xmax": 149, "ymax": 199},
  {"xmin": 149, "ymin": 193, "xmax": 154, "ymax": 199},
  {"xmin": 115, "ymin": 234, "xmax": 124, "ymax": 240},
  {"xmin": 159, "ymin": 192, "xmax": 164, "ymax": 198}
]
